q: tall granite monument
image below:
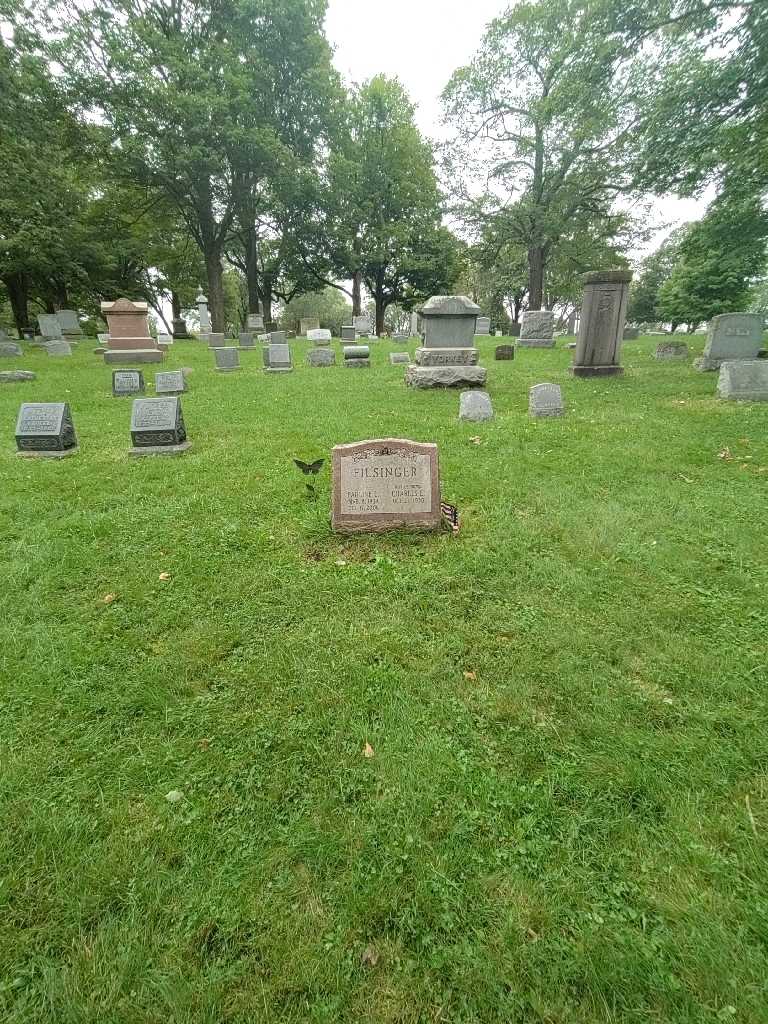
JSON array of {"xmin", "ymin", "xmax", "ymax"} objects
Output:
[
  {"xmin": 405, "ymin": 295, "xmax": 487, "ymax": 389},
  {"xmin": 571, "ymin": 270, "xmax": 632, "ymax": 377},
  {"xmin": 101, "ymin": 298, "xmax": 163, "ymax": 364}
]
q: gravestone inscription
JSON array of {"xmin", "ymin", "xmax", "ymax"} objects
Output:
[
  {"xmin": 129, "ymin": 397, "xmax": 189, "ymax": 455},
  {"xmin": 15, "ymin": 402, "xmax": 78, "ymax": 457},
  {"xmin": 332, "ymin": 439, "xmax": 441, "ymax": 533},
  {"xmin": 529, "ymin": 383, "xmax": 565, "ymax": 418},
  {"xmin": 214, "ymin": 347, "xmax": 240, "ymax": 371},
  {"xmin": 112, "ymin": 369, "xmax": 144, "ymax": 396},
  {"xmin": 717, "ymin": 360, "xmax": 768, "ymax": 401},
  {"xmin": 307, "ymin": 348, "xmax": 335, "ymax": 367},
  {"xmin": 519, "ymin": 310, "xmax": 555, "ymax": 348},
  {"xmin": 154, "ymin": 370, "xmax": 186, "ymax": 394},
  {"xmin": 695, "ymin": 313, "xmax": 763, "ymax": 371},
  {"xmin": 494, "ymin": 344, "xmax": 515, "ymax": 360}
]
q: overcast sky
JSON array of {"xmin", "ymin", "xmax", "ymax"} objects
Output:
[{"xmin": 324, "ymin": 0, "xmax": 712, "ymax": 260}]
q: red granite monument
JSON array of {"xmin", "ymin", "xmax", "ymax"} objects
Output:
[{"xmin": 101, "ymin": 298, "xmax": 163, "ymax": 364}]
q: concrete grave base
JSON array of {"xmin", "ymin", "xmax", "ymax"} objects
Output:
[
  {"xmin": 215, "ymin": 366, "xmax": 241, "ymax": 373},
  {"xmin": 344, "ymin": 358, "xmax": 370, "ymax": 368},
  {"xmin": 571, "ymin": 365, "xmax": 624, "ymax": 377},
  {"xmin": 104, "ymin": 350, "xmax": 163, "ymax": 364},
  {"xmin": 264, "ymin": 366, "xmax": 293, "ymax": 373},
  {"xmin": 18, "ymin": 446, "xmax": 79, "ymax": 459},
  {"xmin": 129, "ymin": 441, "xmax": 191, "ymax": 457},
  {"xmin": 405, "ymin": 365, "xmax": 488, "ymax": 389}
]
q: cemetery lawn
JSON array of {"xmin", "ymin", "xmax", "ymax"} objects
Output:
[{"xmin": 2, "ymin": 335, "xmax": 768, "ymax": 1024}]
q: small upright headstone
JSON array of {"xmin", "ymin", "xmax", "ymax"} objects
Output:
[
  {"xmin": 410, "ymin": 311, "xmax": 419, "ymax": 337},
  {"xmin": 307, "ymin": 348, "xmax": 335, "ymax": 367},
  {"xmin": 112, "ymin": 369, "xmax": 145, "ymax": 396},
  {"xmin": 97, "ymin": 333, "xmax": 109, "ymax": 346},
  {"xmin": 694, "ymin": 313, "xmax": 763, "ymax": 371},
  {"xmin": 331, "ymin": 438, "xmax": 441, "ymax": 533},
  {"xmin": 341, "ymin": 326, "xmax": 357, "ymax": 342},
  {"xmin": 55, "ymin": 309, "xmax": 82, "ymax": 337},
  {"xmin": 207, "ymin": 332, "xmax": 225, "ymax": 348},
  {"xmin": 343, "ymin": 344, "xmax": 370, "ymax": 368},
  {"xmin": 238, "ymin": 332, "xmax": 255, "ymax": 349},
  {"xmin": 15, "ymin": 402, "xmax": 78, "ymax": 458},
  {"xmin": 518, "ymin": 310, "xmax": 555, "ymax": 348},
  {"xmin": 475, "ymin": 316, "xmax": 491, "ymax": 335},
  {"xmin": 307, "ymin": 328, "xmax": 332, "ymax": 345},
  {"xmin": 459, "ymin": 390, "xmax": 493, "ymax": 422},
  {"xmin": 247, "ymin": 313, "xmax": 264, "ymax": 332},
  {"xmin": 155, "ymin": 369, "xmax": 186, "ymax": 394},
  {"xmin": 264, "ymin": 342, "xmax": 293, "ymax": 372},
  {"xmin": 655, "ymin": 341, "xmax": 689, "ymax": 361},
  {"xmin": 172, "ymin": 317, "xmax": 189, "ymax": 339},
  {"xmin": 269, "ymin": 331, "xmax": 287, "ymax": 345},
  {"xmin": 529, "ymin": 383, "xmax": 565, "ymax": 418},
  {"xmin": 572, "ymin": 270, "xmax": 632, "ymax": 377},
  {"xmin": 299, "ymin": 317, "xmax": 320, "ymax": 336},
  {"xmin": 0, "ymin": 342, "xmax": 23, "ymax": 358},
  {"xmin": 716, "ymin": 360, "xmax": 768, "ymax": 401},
  {"xmin": 494, "ymin": 344, "xmax": 515, "ymax": 361},
  {"xmin": 214, "ymin": 347, "xmax": 241, "ymax": 372},
  {"xmin": 509, "ymin": 322, "xmax": 521, "ymax": 338},
  {"xmin": 196, "ymin": 293, "xmax": 211, "ymax": 336},
  {"xmin": 390, "ymin": 352, "xmax": 410, "ymax": 365},
  {"xmin": 129, "ymin": 397, "xmax": 190, "ymax": 456},
  {"xmin": 353, "ymin": 314, "xmax": 371, "ymax": 337},
  {"xmin": 46, "ymin": 340, "xmax": 72, "ymax": 357},
  {"xmin": 38, "ymin": 314, "xmax": 63, "ymax": 340}
]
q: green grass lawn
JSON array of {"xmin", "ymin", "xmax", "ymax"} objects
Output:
[{"xmin": 1, "ymin": 334, "xmax": 767, "ymax": 1023}]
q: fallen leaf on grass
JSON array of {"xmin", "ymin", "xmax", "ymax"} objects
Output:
[
  {"xmin": 361, "ymin": 944, "xmax": 379, "ymax": 967},
  {"xmin": 158, "ymin": 572, "xmax": 171, "ymax": 581},
  {"xmin": 197, "ymin": 738, "xmax": 211, "ymax": 750},
  {"xmin": 469, "ymin": 436, "xmax": 483, "ymax": 445},
  {"xmin": 463, "ymin": 670, "xmax": 477, "ymax": 681},
  {"xmin": 335, "ymin": 558, "xmax": 347, "ymax": 566},
  {"xmin": 718, "ymin": 448, "xmax": 733, "ymax": 461},
  {"xmin": 678, "ymin": 474, "xmax": 693, "ymax": 484},
  {"xmin": 363, "ymin": 742, "xmax": 375, "ymax": 759},
  {"xmin": 102, "ymin": 593, "xmax": 118, "ymax": 605},
  {"xmin": 165, "ymin": 790, "xmax": 184, "ymax": 803}
]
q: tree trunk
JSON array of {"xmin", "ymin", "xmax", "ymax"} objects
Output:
[
  {"xmin": 260, "ymin": 276, "xmax": 273, "ymax": 326},
  {"xmin": 352, "ymin": 270, "xmax": 362, "ymax": 317},
  {"xmin": 3, "ymin": 272, "xmax": 30, "ymax": 337},
  {"xmin": 528, "ymin": 244, "xmax": 545, "ymax": 310},
  {"xmin": 244, "ymin": 224, "xmax": 261, "ymax": 314},
  {"xmin": 204, "ymin": 248, "xmax": 225, "ymax": 332}
]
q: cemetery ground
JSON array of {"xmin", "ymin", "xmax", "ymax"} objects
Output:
[{"xmin": 1, "ymin": 335, "xmax": 768, "ymax": 1024}]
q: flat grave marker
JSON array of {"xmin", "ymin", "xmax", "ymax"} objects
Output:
[
  {"xmin": 154, "ymin": 370, "xmax": 186, "ymax": 394},
  {"xmin": 15, "ymin": 402, "xmax": 78, "ymax": 457},
  {"xmin": 112, "ymin": 369, "xmax": 145, "ymax": 396}
]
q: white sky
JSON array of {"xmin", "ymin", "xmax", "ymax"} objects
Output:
[{"xmin": 324, "ymin": 0, "xmax": 713, "ymax": 260}]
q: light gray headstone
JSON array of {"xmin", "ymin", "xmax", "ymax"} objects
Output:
[
  {"xmin": 238, "ymin": 332, "xmax": 255, "ymax": 348},
  {"xmin": 269, "ymin": 331, "xmax": 287, "ymax": 345},
  {"xmin": 214, "ymin": 347, "xmax": 240, "ymax": 371},
  {"xmin": 55, "ymin": 309, "xmax": 82, "ymax": 335},
  {"xmin": 654, "ymin": 341, "xmax": 689, "ymax": 360},
  {"xmin": 247, "ymin": 313, "xmax": 264, "ymax": 331},
  {"xmin": 459, "ymin": 390, "xmax": 493, "ymax": 421},
  {"xmin": 266, "ymin": 343, "xmax": 292, "ymax": 370},
  {"xmin": 529, "ymin": 383, "xmax": 564, "ymax": 417},
  {"xmin": 1, "ymin": 369, "xmax": 36, "ymax": 383},
  {"xmin": 344, "ymin": 345, "xmax": 370, "ymax": 360},
  {"xmin": 475, "ymin": 316, "xmax": 491, "ymax": 335},
  {"xmin": 307, "ymin": 347, "xmax": 336, "ymax": 367},
  {"xmin": 46, "ymin": 340, "xmax": 72, "ymax": 356},
  {"xmin": 716, "ymin": 359, "xmax": 768, "ymax": 401},
  {"xmin": 207, "ymin": 332, "xmax": 225, "ymax": 348},
  {"xmin": 38, "ymin": 314, "xmax": 63, "ymax": 339},
  {"xmin": 389, "ymin": 352, "xmax": 410, "ymax": 365},
  {"xmin": 519, "ymin": 310, "xmax": 555, "ymax": 347},
  {"xmin": 97, "ymin": 333, "xmax": 109, "ymax": 346},
  {"xmin": 341, "ymin": 326, "xmax": 356, "ymax": 342},
  {"xmin": 0, "ymin": 342, "xmax": 23, "ymax": 358},
  {"xmin": 155, "ymin": 370, "xmax": 186, "ymax": 394},
  {"xmin": 112, "ymin": 369, "xmax": 145, "ymax": 396},
  {"xmin": 695, "ymin": 313, "xmax": 763, "ymax": 370},
  {"xmin": 307, "ymin": 328, "xmax": 332, "ymax": 344},
  {"xmin": 353, "ymin": 314, "xmax": 371, "ymax": 336}
]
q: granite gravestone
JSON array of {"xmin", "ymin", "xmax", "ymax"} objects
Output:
[
  {"xmin": 247, "ymin": 313, "xmax": 264, "ymax": 332},
  {"xmin": 264, "ymin": 342, "xmax": 293, "ymax": 372},
  {"xmin": 509, "ymin": 322, "xmax": 521, "ymax": 337},
  {"xmin": 214, "ymin": 347, "xmax": 240, "ymax": 372},
  {"xmin": 408, "ymin": 295, "xmax": 487, "ymax": 388},
  {"xmin": 475, "ymin": 316, "xmax": 491, "ymax": 335},
  {"xmin": 207, "ymin": 332, "xmax": 225, "ymax": 348},
  {"xmin": 331, "ymin": 439, "xmax": 441, "ymax": 533},
  {"xmin": 307, "ymin": 328, "xmax": 332, "ymax": 344},
  {"xmin": 343, "ymin": 344, "xmax": 370, "ymax": 368},
  {"xmin": 112, "ymin": 369, "xmax": 145, "ymax": 396},
  {"xmin": 341, "ymin": 325, "xmax": 357, "ymax": 342},
  {"xmin": 155, "ymin": 369, "xmax": 186, "ymax": 394},
  {"xmin": 307, "ymin": 348, "xmax": 335, "ymax": 367},
  {"xmin": 716, "ymin": 360, "xmax": 768, "ymax": 401},
  {"xmin": 353, "ymin": 314, "xmax": 371, "ymax": 337},
  {"xmin": 529, "ymin": 383, "xmax": 565, "ymax": 418},
  {"xmin": 172, "ymin": 317, "xmax": 189, "ymax": 339},
  {"xmin": 197, "ymin": 293, "xmax": 211, "ymax": 336},
  {"xmin": 459, "ymin": 390, "xmax": 493, "ymax": 421},
  {"xmin": 518, "ymin": 310, "xmax": 555, "ymax": 348},
  {"xmin": 238, "ymin": 332, "xmax": 255, "ymax": 349},
  {"xmin": 1, "ymin": 370, "xmax": 36, "ymax": 383},
  {"xmin": 694, "ymin": 313, "xmax": 763, "ymax": 371},
  {"xmin": 299, "ymin": 317, "xmax": 320, "ymax": 336},
  {"xmin": 655, "ymin": 341, "xmax": 689, "ymax": 360},
  {"xmin": 101, "ymin": 298, "xmax": 163, "ymax": 364},
  {"xmin": 410, "ymin": 311, "xmax": 420, "ymax": 337},
  {"xmin": 38, "ymin": 314, "xmax": 63, "ymax": 339},
  {"xmin": 56, "ymin": 309, "xmax": 82, "ymax": 337},
  {"xmin": 0, "ymin": 342, "xmax": 23, "ymax": 358},
  {"xmin": 390, "ymin": 352, "xmax": 410, "ymax": 365},
  {"xmin": 129, "ymin": 397, "xmax": 189, "ymax": 456},
  {"xmin": 46, "ymin": 340, "xmax": 72, "ymax": 356},
  {"xmin": 15, "ymin": 402, "xmax": 78, "ymax": 457},
  {"xmin": 571, "ymin": 270, "xmax": 632, "ymax": 376},
  {"xmin": 495, "ymin": 344, "xmax": 515, "ymax": 360},
  {"xmin": 269, "ymin": 331, "xmax": 286, "ymax": 345}
]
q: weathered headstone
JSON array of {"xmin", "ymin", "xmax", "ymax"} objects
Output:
[
  {"xmin": 475, "ymin": 316, "xmax": 491, "ymax": 335},
  {"xmin": 55, "ymin": 309, "xmax": 82, "ymax": 337},
  {"xmin": 343, "ymin": 344, "xmax": 370, "ymax": 368},
  {"xmin": 331, "ymin": 438, "xmax": 441, "ymax": 533},
  {"xmin": 509, "ymin": 322, "xmax": 521, "ymax": 338},
  {"xmin": 299, "ymin": 317, "xmax": 320, "ymax": 336},
  {"xmin": 694, "ymin": 313, "xmax": 763, "ymax": 371},
  {"xmin": 172, "ymin": 317, "xmax": 189, "ymax": 339},
  {"xmin": 410, "ymin": 311, "xmax": 419, "ymax": 337},
  {"xmin": 529, "ymin": 383, "xmax": 565, "ymax": 417},
  {"xmin": 494, "ymin": 344, "xmax": 515, "ymax": 360},
  {"xmin": 307, "ymin": 347, "xmax": 336, "ymax": 367},
  {"xmin": 129, "ymin": 397, "xmax": 190, "ymax": 456},
  {"xmin": 214, "ymin": 347, "xmax": 240, "ymax": 372},
  {"xmin": 566, "ymin": 311, "xmax": 578, "ymax": 334},
  {"xmin": 0, "ymin": 370, "xmax": 36, "ymax": 383},
  {"xmin": 518, "ymin": 310, "xmax": 555, "ymax": 348},
  {"xmin": 238, "ymin": 332, "xmax": 255, "ymax": 349},
  {"xmin": 155, "ymin": 369, "xmax": 186, "ymax": 394},
  {"xmin": 0, "ymin": 342, "xmax": 23, "ymax": 358},
  {"xmin": 389, "ymin": 352, "xmax": 410, "ymax": 365},
  {"xmin": 157, "ymin": 333, "xmax": 173, "ymax": 348},
  {"xmin": 38, "ymin": 314, "xmax": 63, "ymax": 339},
  {"xmin": 15, "ymin": 402, "xmax": 78, "ymax": 457},
  {"xmin": 196, "ymin": 292, "xmax": 211, "ymax": 335},
  {"xmin": 307, "ymin": 328, "xmax": 332, "ymax": 344},
  {"xmin": 341, "ymin": 326, "xmax": 357, "ymax": 342},
  {"xmin": 269, "ymin": 331, "xmax": 286, "ymax": 345},
  {"xmin": 46, "ymin": 340, "xmax": 72, "ymax": 357},
  {"xmin": 246, "ymin": 313, "xmax": 264, "ymax": 332},
  {"xmin": 571, "ymin": 270, "xmax": 632, "ymax": 377},
  {"xmin": 101, "ymin": 298, "xmax": 163, "ymax": 364},
  {"xmin": 716, "ymin": 360, "xmax": 768, "ymax": 401},
  {"xmin": 207, "ymin": 332, "xmax": 225, "ymax": 348},
  {"xmin": 459, "ymin": 390, "xmax": 493, "ymax": 421},
  {"xmin": 408, "ymin": 295, "xmax": 487, "ymax": 388},
  {"xmin": 112, "ymin": 369, "xmax": 145, "ymax": 396},
  {"xmin": 264, "ymin": 342, "xmax": 293, "ymax": 372},
  {"xmin": 353, "ymin": 314, "xmax": 371, "ymax": 337},
  {"xmin": 654, "ymin": 341, "xmax": 689, "ymax": 360}
]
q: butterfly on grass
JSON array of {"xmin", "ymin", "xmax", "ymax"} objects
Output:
[{"xmin": 293, "ymin": 458, "xmax": 325, "ymax": 475}]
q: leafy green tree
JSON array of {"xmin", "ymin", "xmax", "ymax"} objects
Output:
[
  {"xmin": 627, "ymin": 227, "xmax": 687, "ymax": 325},
  {"xmin": 326, "ymin": 76, "xmax": 461, "ymax": 334},
  {"xmin": 443, "ymin": 0, "xmax": 651, "ymax": 310},
  {"xmin": 281, "ymin": 287, "xmax": 352, "ymax": 335},
  {"xmin": 657, "ymin": 190, "xmax": 768, "ymax": 330}
]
